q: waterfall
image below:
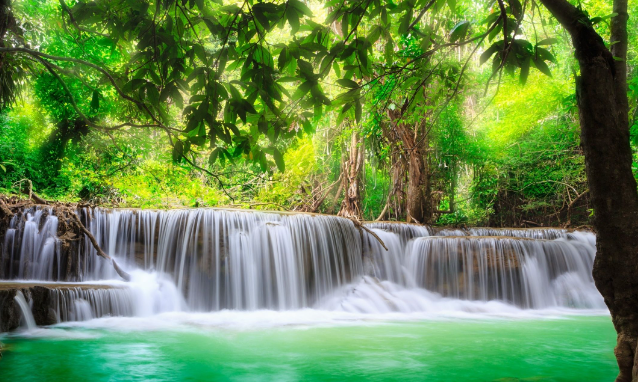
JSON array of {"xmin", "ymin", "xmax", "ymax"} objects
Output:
[
  {"xmin": 1, "ymin": 209, "xmax": 62, "ymax": 280},
  {"xmin": 50, "ymin": 287, "xmax": 135, "ymax": 322},
  {"xmin": 433, "ymin": 227, "xmax": 588, "ymax": 241},
  {"xmin": 405, "ymin": 236, "xmax": 603, "ymax": 309},
  {"xmin": 364, "ymin": 222, "xmax": 430, "ymax": 245},
  {"xmin": 0, "ymin": 206, "xmax": 605, "ymax": 327},
  {"xmin": 467, "ymin": 227, "xmax": 571, "ymax": 240},
  {"xmin": 14, "ymin": 290, "xmax": 36, "ymax": 330}
]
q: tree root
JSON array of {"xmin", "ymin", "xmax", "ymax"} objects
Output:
[{"xmin": 0, "ymin": 199, "xmax": 13, "ymax": 218}]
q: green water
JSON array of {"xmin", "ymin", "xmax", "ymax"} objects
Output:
[{"xmin": 0, "ymin": 316, "xmax": 617, "ymax": 382}]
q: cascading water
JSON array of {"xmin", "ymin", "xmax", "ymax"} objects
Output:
[
  {"xmin": 364, "ymin": 222, "xmax": 430, "ymax": 245},
  {"xmin": 0, "ymin": 206, "xmax": 605, "ymax": 330},
  {"xmin": 50, "ymin": 287, "xmax": 134, "ymax": 322},
  {"xmin": 1, "ymin": 209, "xmax": 61, "ymax": 280},
  {"xmin": 404, "ymin": 236, "xmax": 603, "ymax": 309},
  {"xmin": 13, "ymin": 291, "xmax": 36, "ymax": 330}
]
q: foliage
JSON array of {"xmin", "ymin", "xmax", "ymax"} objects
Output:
[
  {"xmin": 254, "ymin": 137, "xmax": 316, "ymax": 209},
  {"xmin": 0, "ymin": 0, "xmax": 632, "ymax": 228}
]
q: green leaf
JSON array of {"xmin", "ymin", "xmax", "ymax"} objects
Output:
[
  {"xmin": 488, "ymin": 22, "xmax": 502, "ymax": 41},
  {"xmin": 533, "ymin": 58, "xmax": 552, "ymax": 77},
  {"xmin": 480, "ymin": 43, "xmax": 500, "ymax": 65},
  {"xmin": 367, "ymin": 25, "xmax": 382, "ymax": 44},
  {"xmin": 508, "ymin": 0, "xmax": 522, "ymax": 19},
  {"xmin": 481, "ymin": 12, "xmax": 499, "ymax": 25},
  {"xmin": 341, "ymin": 13, "xmax": 349, "ymax": 37},
  {"xmin": 314, "ymin": 103, "xmax": 323, "ymax": 121},
  {"xmin": 289, "ymin": 0, "xmax": 312, "ymax": 17},
  {"xmin": 170, "ymin": 85, "xmax": 184, "ymax": 109},
  {"xmin": 90, "ymin": 90, "xmax": 100, "ymax": 110},
  {"xmin": 293, "ymin": 81, "xmax": 312, "ymax": 100},
  {"xmin": 333, "ymin": 61, "xmax": 341, "ymax": 78},
  {"xmin": 450, "ymin": 21, "xmax": 470, "ymax": 43},
  {"xmin": 536, "ymin": 37, "xmax": 558, "ymax": 46},
  {"xmin": 146, "ymin": 84, "xmax": 159, "ymax": 105},
  {"xmin": 535, "ymin": 47, "xmax": 556, "ymax": 63},
  {"xmin": 277, "ymin": 76, "xmax": 298, "ymax": 83},
  {"xmin": 355, "ymin": 99, "xmax": 362, "ymax": 123},
  {"xmin": 434, "ymin": 0, "xmax": 447, "ymax": 13},
  {"xmin": 218, "ymin": 48, "xmax": 228, "ymax": 74},
  {"xmin": 384, "ymin": 40, "xmax": 394, "ymax": 63},
  {"xmin": 337, "ymin": 79, "xmax": 358, "ymax": 88},
  {"xmin": 193, "ymin": 44, "xmax": 207, "ymax": 63},
  {"xmin": 398, "ymin": 13, "xmax": 411, "ymax": 35},
  {"xmin": 278, "ymin": 48, "xmax": 289, "ymax": 70},
  {"xmin": 286, "ymin": 6, "xmax": 300, "ymax": 34},
  {"xmin": 172, "ymin": 141, "xmax": 184, "ymax": 162},
  {"xmin": 447, "ymin": 0, "xmax": 456, "ymax": 11},
  {"xmin": 123, "ymin": 79, "xmax": 146, "ymax": 93},
  {"xmin": 209, "ymin": 147, "xmax": 221, "ymax": 165},
  {"xmin": 273, "ymin": 148, "xmax": 285, "ymax": 172}
]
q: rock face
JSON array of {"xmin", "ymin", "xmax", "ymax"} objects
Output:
[
  {"xmin": 0, "ymin": 288, "xmax": 20, "ymax": 332},
  {"xmin": 30, "ymin": 286, "xmax": 58, "ymax": 326}
]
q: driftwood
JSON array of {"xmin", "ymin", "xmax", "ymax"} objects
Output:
[{"xmin": 345, "ymin": 216, "xmax": 388, "ymax": 251}]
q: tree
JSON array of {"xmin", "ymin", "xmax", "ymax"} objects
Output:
[
  {"xmin": 534, "ymin": 0, "xmax": 638, "ymax": 380},
  {"xmin": 338, "ymin": 127, "xmax": 364, "ymax": 219}
]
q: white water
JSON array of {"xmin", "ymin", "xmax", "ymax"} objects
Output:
[
  {"xmin": 0, "ymin": 207, "xmax": 606, "ymax": 330},
  {"xmin": 405, "ymin": 236, "xmax": 603, "ymax": 309},
  {"xmin": 14, "ymin": 291, "xmax": 36, "ymax": 330}
]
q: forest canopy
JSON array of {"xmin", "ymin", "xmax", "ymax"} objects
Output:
[{"xmin": 0, "ymin": 0, "xmax": 636, "ymax": 227}]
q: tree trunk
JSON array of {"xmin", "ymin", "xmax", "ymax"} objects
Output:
[
  {"xmin": 338, "ymin": 131, "xmax": 364, "ymax": 219},
  {"xmin": 538, "ymin": 1, "xmax": 638, "ymax": 380},
  {"xmin": 406, "ymin": 141, "xmax": 428, "ymax": 223},
  {"xmin": 387, "ymin": 110, "xmax": 433, "ymax": 224}
]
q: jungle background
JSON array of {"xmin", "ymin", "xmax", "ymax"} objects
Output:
[{"xmin": 0, "ymin": 0, "xmax": 636, "ymax": 228}]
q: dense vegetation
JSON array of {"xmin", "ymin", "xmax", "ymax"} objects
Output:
[{"xmin": 0, "ymin": 0, "xmax": 635, "ymax": 228}]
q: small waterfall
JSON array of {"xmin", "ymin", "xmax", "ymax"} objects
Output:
[
  {"xmin": 432, "ymin": 227, "xmax": 587, "ymax": 240},
  {"xmin": 1, "ymin": 209, "xmax": 63, "ymax": 280},
  {"xmin": 14, "ymin": 290, "xmax": 36, "ymax": 330},
  {"xmin": 467, "ymin": 227, "xmax": 571, "ymax": 240},
  {"xmin": 51, "ymin": 287, "xmax": 135, "ymax": 322},
  {"xmin": 405, "ymin": 236, "xmax": 603, "ymax": 309},
  {"xmin": 364, "ymin": 222, "xmax": 430, "ymax": 246},
  {"xmin": 363, "ymin": 229, "xmax": 405, "ymax": 284},
  {"xmin": 435, "ymin": 229, "xmax": 467, "ymax": 236}
]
